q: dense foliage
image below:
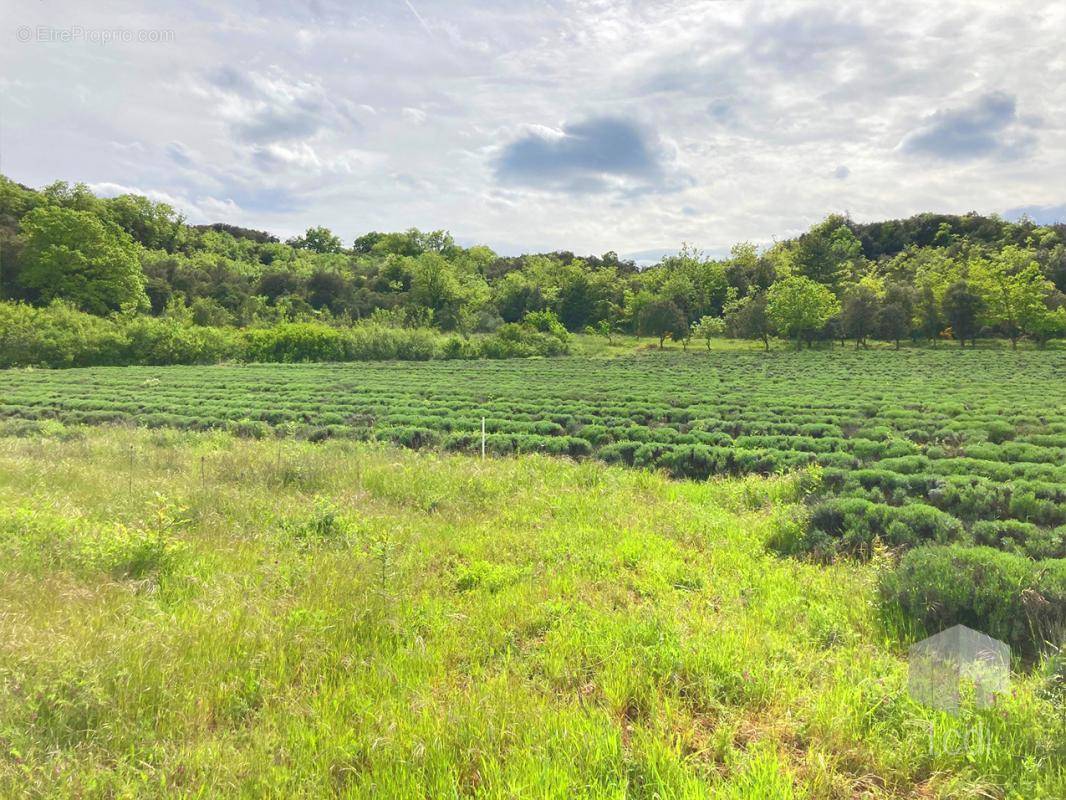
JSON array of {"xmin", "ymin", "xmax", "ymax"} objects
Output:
[
  {"xmin": 0, "ymin": 302, "xmax": 569, "ymax": 368},
  {"xmin": 2, "ymin": 176, "xmax": 1065, "ymax": 365}
]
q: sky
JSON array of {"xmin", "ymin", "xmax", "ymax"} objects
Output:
[{"xmin": 2, "ymin": 0, "xmax": 1065, "ymax": 259}]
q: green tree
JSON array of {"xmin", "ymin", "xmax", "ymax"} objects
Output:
[
  {"xmin": 691, "ymin": 315, "xmax": 725, "ymax": 349},
  {"xmin": 554, "ymin": 264, "xmax": 593, "ymax": 330},
  {"xmin": 877, "ymin": 282, "xmax": 916, "ymax": 349},
  {"xmin": 189, "ymin": 296, "xmax": 232, "ymax": 327},
  {"xmin": 409, "ymin": 253, "xmax": 462, "ymax": 330},
  {"xmin": 766, "ymin": 276, "xmax": 839, "ymax": 347},
  {"xmin": 912, "ymin": 248, "xmax": 964, "ymax": 304},
  {"xmin": 0, "ymin": 175, "xmax": 42, "ymax": 221},
  {"xmin": 492, "ymin": 271, "xmax": 545, "ymax": 323},
  {"xmin": 585, "ymin": 317, "xmax": 621, "ymax": 344},
  {"xmin": 307, "ymin": 269, "xmax": 354, "ymax": 316},
  {"xmin": 943, "ymin": 280, "xmax": 983, "ymax": 347},
  {"xmin": 624, "ymin": 288, "xmax": 654, "ymax": 336},
  {"xmin": 19, "ymin": 206, "xmax": 147, "ymax": 315},
  {"xmin": 523, "ymin": 308, "xmax": 568, "ymax": 339},
  {"xmin": 639, "ymin": 299, "xmax": 688, "ymax": 348},
  {"xmin": 841, "ymin": 280, "xmax": 882, "ymax": 348},
  {"xmin": 915, "ymin": 284, "xmax": 944, "ymax": 345},
  {"xmin": 970, "ymin": 246, "xmax": 1055, "ymax": 348},
  {"xmin": 724, "ymin": 291, "xmax": 772, "ymax": 350},
  {"xmin": 40, "ymin": 180, "xmax": 104, "ymax": 213},
  {"xmin": 792, "ymin": 216, "xmax": 865, "ymax": 291},
  {"xmin": 1026, "ymin": 293, "xmax": 1066, "ymax": 347},
  {"xmin": 104, "ymin": 194, "xmax": 185, "ymax": 251},
  {"xmin": 655, "ymin": 270, "xmax": 697, "ymax": 319},
  {"xmin": 658, "ymin": 244, "xmax": 729, "ymax": 319},
  {"xmin": 291, "ymin": 226, "xmax": 343, "ymax": 254},
  {"xmin": 360, "ymin": 228, "xmax": 455, "ymax": 258}
]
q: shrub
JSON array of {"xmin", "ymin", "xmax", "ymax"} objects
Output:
[
  {"xmin": 598, "ymin": 440, "xmax": 641, "ymax": 466},
  {"xmin": 889, "ymin": 503, "xmax": 966, "ymax": 547},
  {"xmin": 0, "ymin": 301, "xmax": 126, "ymax": 367},
  {"xmin": 1008, "ymin": 490, "xmax": 1062, "ymax": 527},
  {"xmin": 478, "ymin": 323, "xmax": 570, "ymax": 358},
  {"xmin": 345, "ymin": 323, "xmax": 438, "ymax": 361},
  {"xmin": 657, "ymin": 445, "xmax": 721, "ymax": 480},
  {"xmin": 880, "ymin": 545, "xmax": 1065, "ymax": 658},
  {"xmin": 926, "ymin": 476, "xmax": 1006, "ymax": 522},
  {"xmin": 226, "ymin": 419, "xmax": 271, "ymax": 439},
  {"xmin": 379, "ymin": 426, "xmax": 441, "ymax": 449},
  {"xmin": 522, "ymin": 309, "xmax": 569, "ymax": 338},
  {"xmin": 440, "ymin": 335, "xmax": 477, "ymax": 359},
  {"xmin": 632, "ymin": 442, "xmax": 676, "ymax": 470},
  {"xmin": 122, "ymin": 316, "xmax": 237, "ymax": 364},
  {"xmin": 813, "ymin": 452, "xmax": 856, "ymax": 469},
  {"xmin": 971, "ymin": 519, "xmax": 1054, "ymax": 559},
  {"xmin": 877, "ymin": 455, "xmax": 929, "ymax": 475},
  {"xmin": 985, "ymin": 419, "xmax": 1016, "ymax": 444},
  {"xmin": 243, "ymin": 323, "xmax": 348, "ymax": 363},
  {"xmin": 1031, "ymin": 525, "xmax": 1066, "ymax": 561},
  {"xmin": 795, "ymin": 498, "xmax": 965, "ymax": 560}
]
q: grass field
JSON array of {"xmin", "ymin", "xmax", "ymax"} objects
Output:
[
  {"xmin": 1, "ymin": 350, "xmax": 1064, "ymax": 797},
  {"xmin": 0, "ymin": 427, "xmax": 1063, "ymax": 798}
]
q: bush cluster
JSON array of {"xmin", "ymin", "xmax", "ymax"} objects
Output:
[{"xmin": 0, "ymin": 301, "xmax": 569, "ymax": 367}]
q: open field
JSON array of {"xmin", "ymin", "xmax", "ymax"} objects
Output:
[
  {"xmin": 0, "ymin": 428, "xmax": 1063, "ymax": 798},
  {"xmin": 2, "ymin": 350, "xmax": 1065, "ymax": 563}
]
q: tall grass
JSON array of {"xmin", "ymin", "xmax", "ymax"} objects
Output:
[{"xmin": 0, "ymin": 427, "xmax": 1061, "ymax": 798}]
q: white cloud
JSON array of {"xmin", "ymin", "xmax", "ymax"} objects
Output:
[
  {"xmin": 2, "ymin": 0, "xmax": 1065, "ymax": 254},
  {"xmin": 88, "ymin": 182, "xmax": 187, "ymax": 207},
  {"xmin": 87, "ymin": 181, "xmax": 239, "ymax": 224},
  {"xmin": 251, "ymin": 142, "xmax": 386, "ymax": 175},
  {"xmin": 402, "ymin": 107, "xmax": 428, "ymax": 125}
]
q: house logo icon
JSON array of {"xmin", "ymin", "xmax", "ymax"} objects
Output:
[{"xmin": 908, "ymin": 624, "xmax": 1010, "ymax": 715}]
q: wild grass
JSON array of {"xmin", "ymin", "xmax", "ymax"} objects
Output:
[{"xmin": 0, "ymin": 427, "xmax": 1061, "ymax": 798}]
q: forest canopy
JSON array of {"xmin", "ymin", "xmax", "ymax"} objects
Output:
[{"xmin": 1, "ymin": 174, "xmax": 1065, "ymax": 366}]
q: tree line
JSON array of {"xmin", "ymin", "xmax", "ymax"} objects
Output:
[{"xmin": 2, "ymin": 175, "xmax": 1065, "ymax": 358}]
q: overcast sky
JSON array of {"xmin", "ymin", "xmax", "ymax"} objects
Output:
[{"xmin": 3, "ymin": 0, "xmax": 1065, "ymax": 258}]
